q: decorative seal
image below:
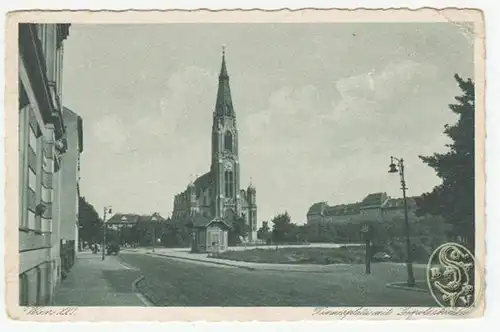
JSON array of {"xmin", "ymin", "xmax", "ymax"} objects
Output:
[{"xmin": 426, "ymin": 242, "xmax": 481, "ymax": 308}]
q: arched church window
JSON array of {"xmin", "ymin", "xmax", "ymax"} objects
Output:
[{"xmin": 224, "ymin": 131, "xmax": 233, "ymax": 152}]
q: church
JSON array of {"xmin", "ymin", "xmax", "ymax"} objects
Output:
[{"xmin": 171, "ymin": 50, "xmax": 258, "ymax": 252}]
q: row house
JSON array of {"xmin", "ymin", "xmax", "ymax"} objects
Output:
[
  {"xmin": 19, "ymin": 23, "xmax": 82, "ymax": 306},
  {"xmin": 306, "ymin": 192, "xmax": 417, "ymax": 225}
]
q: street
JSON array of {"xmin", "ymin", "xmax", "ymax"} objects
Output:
[{"xmin": 120, "ymin": 252, "xmax": 436, "ymax": 307}]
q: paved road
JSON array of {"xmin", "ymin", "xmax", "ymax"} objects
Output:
[{"xmin": 120, "ymin": 251, "xmax": 436, "ymax": 307}]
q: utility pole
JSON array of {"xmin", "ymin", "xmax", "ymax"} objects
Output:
[
  {"xmin": 361, "ymin": 223, "xmax": 372, "ymax": 275},
  {"xmin": 102, "ymin": 206, "xmax": 112, "ymax": 261}
]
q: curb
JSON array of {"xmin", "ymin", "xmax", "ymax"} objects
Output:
[
  {"xmin": 145, "ymin": 252, "xmax": 426, "ymax": 274},
  {"xmin": 385, "ymin": 281, "xmax": 429, "ymax": 293},
  {"xmin": 132, "ymin": 276, "xmax": 156, "ymax": 306},
  {"xmin": 146, "ymin": 252, "xmax": 348, "ymax": 273},
  {"xmin": 146, "ymin": 252, "xmax": 257, "ymax": 271}
]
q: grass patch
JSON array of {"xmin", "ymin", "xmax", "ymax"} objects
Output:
[{"xmin": 210, "ymin": 246, "xmax": 368, "ymax": 265}]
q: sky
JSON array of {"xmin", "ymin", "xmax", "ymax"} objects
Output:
[{"xmin": 62, "ymin": 23, "xmax": 474, "ymax": 224}]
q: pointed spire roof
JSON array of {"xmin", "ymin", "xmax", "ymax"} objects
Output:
[
  {"xmin": 220, "ymin": 46, "xmax": 228, "ymax": 78},
  {"xmin": 215, "ymin": 46, "xmax": 234, "ymax": 117},
  {"xmin": 248, "ymin": 177, "xmax": 256, "ymax": 192}
]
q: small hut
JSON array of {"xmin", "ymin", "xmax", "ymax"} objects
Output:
[{"xmin": 189, "ymin": 215, "xmax": 231, "ymax": 253}]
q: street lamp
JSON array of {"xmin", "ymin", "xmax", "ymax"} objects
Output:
[
  {"xmin": 151, "ymin": 214, "xmax": 158, "ymax": 253},
  {"xmin": 388, "ymin": 156, "xmax": 415, "ymax": 287},
  {"xmin": 102, "ymin": 205, "xmax": 112, "ymax": 260}
]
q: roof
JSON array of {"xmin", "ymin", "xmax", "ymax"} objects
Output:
[
  {"xmin": 215, "ymin": 50, "xmax": 234, "ymax": 117},
  {"xmin": 307, "ymin": 202, "xmax": 327, "ymax": 215},
  {"xmin": 381, "ymin": 197, "xmax": 417, "ymax": 209},
  {"xmin": 106, "ymin": 213, "xmax": 139, "ymax": 225},
  {"xmin": 106, "ymin": 212, "xmax": 166, "ymax": 225},
  {"xmin": 56, "ymin": 24, "xmax": 71, "ymax": 48},
  {"xmin": 360, "ymin": 192, "xmax": 387, "ymax": 208},
  {"xmin": 325, "ymin": 203, "xmax": 361, "ymax": 216},
  {"xmin": 190, "ymin": 215, "xmax": 232, "ymax": 229},
  {"xmin": 194, "ymin": 172, "xmax": 212, "ymax": 191}
]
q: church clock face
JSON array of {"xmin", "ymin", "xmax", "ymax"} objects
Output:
[{"xmin": 224, "ymin": 160, "xmax": 233, "ymax": 171}]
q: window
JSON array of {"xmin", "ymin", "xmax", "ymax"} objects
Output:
[
  {"xmin": 28, "ymin": 168, "xmax": 37, "ymax": 190},
  {"xmin": 224, "ymin": 171, "xmax": 234, "ymax": 198},
  {"xmin": 29, "ymin": 126, "xmax": 38, "ymax": 150},
  {"xmin": 19, "ymin": 273, "xmax": 29, "ymax": 306},
  {"xmin": 27, "ymin": 210, "xmax": 36, "ymax": 230},
  {"xmin": 42, "ymin": 154, "xmax": 52, "ymax": 173},
  {"xmin": 36, "ymin": 266, "xmax": 43, "ymax": 304},
  {"xmin": 19, "ymin": 105, "xmax": 29, "ymax": 228},
  {"xmin": 224, "ymin": 131, "xmax": 233, "ymax": 152},
  {"xmin": 37, "ymin": 25, "xmax": 47, "ymax": 55}
]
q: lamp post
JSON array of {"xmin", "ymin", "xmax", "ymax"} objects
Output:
[
  {"xmin": 151, "ymin": 214, "xmax": 158, "ymax": 253},
  {"xmin": 102, "ymin": 205, "xmax": 112, "ymax": 261},
  {"xmin": 388, "ymin": 156, "xmax": 415, "ymax": 287},
  {"xmin": 361, "ymin": 223, "xmax": 372, "ymax": 275}
]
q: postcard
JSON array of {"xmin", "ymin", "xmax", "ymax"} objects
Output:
[{"xmin": 4, "ymin": 8, "xmax": 485, "ymax": 321}]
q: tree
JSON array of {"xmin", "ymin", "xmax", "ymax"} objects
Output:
[
  {"xmin": 271, "ymin": 212, "xmax": 293, "ymax": 243},
  {"xmin": 78, "ymin": 196, "xmax": 103, "ymax": 245},
  {"xmin": 417, "ymin": 74, "xmax": 475, "ymax": 249},
  {"xmin": 257, "ymin": 221, "xmax": 271, "ymax": 243},
  {"xmin": 228, "ymin": 216, "xmax": 249, "ymax": 245}
]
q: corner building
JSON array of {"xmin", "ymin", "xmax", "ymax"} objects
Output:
[
  {"xmin": 18, "ymin": 23, "xmax": 76, "ymax": 305},
  {"xmin": 172, "ymin": 51, "xmax": 258, "ymax": 242}
]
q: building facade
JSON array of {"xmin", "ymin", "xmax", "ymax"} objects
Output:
[
  {"xmin": 105, "ymin": 213, "xmax": 167, "ymax": 247},
  {"xmin": 307, "ymin": 192, "xmax": 417, "ymax": 225},
  {"xmin": 60, "ymin": 107, "xmax": 84, "ymax": 257},
  {"xmin": 172, "ymin": 51, "xmax": 258, "ymax": 245},
  {"xmin": 18, "ymin": 23, "xmax": 74, "ymax": 305}
]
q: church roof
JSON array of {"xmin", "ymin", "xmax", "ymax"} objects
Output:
[
  {"xmin": 215, "ymin": 48, "xmax": 234, "ymax": 117},
  {"xmin": 194, "ymin": 172, "xmax": 212, "ymax": 190}
]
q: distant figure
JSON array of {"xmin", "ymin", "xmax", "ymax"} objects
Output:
[{"xmin": 239, "ymin": 236, "xmax": 248, "ymax": 248}]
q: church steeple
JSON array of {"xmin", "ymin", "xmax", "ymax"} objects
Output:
[
  {"xmin": 215, "ymin": 47, "xmax": 234, "ymax": 117},
  {"xmin": 220, "ymin": 46, "xmax": 228, "ymax": 78}
]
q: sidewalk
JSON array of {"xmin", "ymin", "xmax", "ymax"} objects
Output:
[
  {"xmin": 53, "ymin": 251, "xmax": 150, "ymax": 306},
  {"xmin": 125, "ymin": 247, "xmax": 428, "ymax": 273}
]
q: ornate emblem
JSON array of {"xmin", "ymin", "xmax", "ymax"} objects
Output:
[{"xmin": 426, "ymin": 242, "xmax": 480, "ymax": 307}]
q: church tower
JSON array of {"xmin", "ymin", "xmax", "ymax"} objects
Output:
[{"xmin": 211, "ymin": 48, "xmax": 241, "ymax": 219}]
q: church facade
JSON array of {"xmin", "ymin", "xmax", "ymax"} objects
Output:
[{"xmin": 172, "ymin": 51, "xmax": 258, "ymax": 245}]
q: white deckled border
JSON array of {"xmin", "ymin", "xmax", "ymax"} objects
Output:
[{"xmin": 3, "ymin": 8, "xmax": 486, "ymax": 322}]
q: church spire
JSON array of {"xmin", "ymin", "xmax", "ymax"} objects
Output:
[
  {"xmin": 215, "ymin": 46, "xmax": 234, "ymax": 117},
  {"xmin": 220, "ymin": 46, "xmax": 228, "ymax": 78}
]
